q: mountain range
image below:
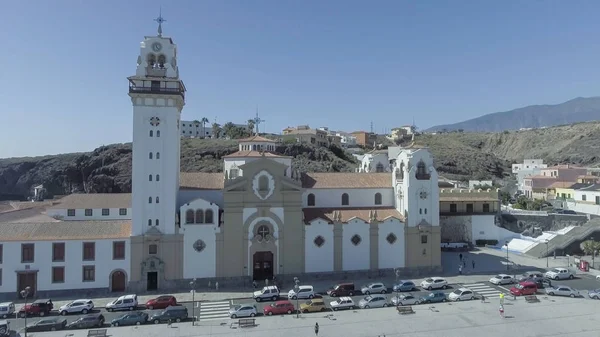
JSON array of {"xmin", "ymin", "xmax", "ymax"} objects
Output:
[{"xmin": 426, "ymin": 96, "xmax": 600, "ymax": 132}]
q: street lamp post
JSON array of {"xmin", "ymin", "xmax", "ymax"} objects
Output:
[
  {"xmin": 293, "ymin": 277, "xmax": 300, "ymax": 318},
  {"xmin": 20, "ymin": 286, "xmax": 31, "ymax": 337},
  {"xmin": 504, "ymin": 241, "xmax": 509, "ymax": 271},
  {"xmin": 545, "ymin": 241, "xmax": 549, "ymax": 268},
  {"xmin": 190, "ymin": 278, "xmax": 197, "ymax": 325},
  {"xmin": 591, "ymin": 236, "xmax": 595, "ymax": 269}
]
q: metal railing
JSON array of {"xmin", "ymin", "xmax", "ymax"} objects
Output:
[{"xmin": 128, "ymin": 86, "xmax": 185, "ymax": 98}]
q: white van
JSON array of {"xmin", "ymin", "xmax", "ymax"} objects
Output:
[
  {"xmin": 105, "ymin": 295, "xmax": 138, "ymax": 312},
  {"xmin": 0, "ymin": 303, "xmax": 15, "ymax": 319}
]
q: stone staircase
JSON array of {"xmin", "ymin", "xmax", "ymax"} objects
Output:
[{"xmin": 524, "ymin": 218, "xmax": 600, "ymax": 258}]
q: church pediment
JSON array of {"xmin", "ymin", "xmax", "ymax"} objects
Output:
[
  {"xmin": 145, "ymin": 226, "xmax": 163, "ymax": 236},
  {"xmin": 224, "ymin": 177, "xmax": 249, "ymax": 192}
]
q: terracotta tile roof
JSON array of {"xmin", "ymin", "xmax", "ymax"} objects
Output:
[
  {"xmin": 48, "ymin": 193, "xmax": 131, "ymax": 210},
  {"xmin": 0, "ymin": 221, "xmax": 131, "ymax": 241},
  {"xmin": 548, "ymin": 181, "xmax": 575, "ymax": 189},
  {"xmin": 223, "ymin": 151, "xmax": 289, "ymax": 158},
  {"xmin": 302, "ymin": 173, "xmax": 392, "ymax": 189},
  {"xmin": 239, "ymin": 135, "xmax": 276, "ymax": 143},
  {"xmin": 180, "ymin": 172, "xmax": 224, "ymax": 190},
  {"xmin": 303, "ymin": 207, "xmax": 404, "ymax": 224},
  {"xmin": 439, "ymin": 196, "xmax": 499, "ymax": 202}
]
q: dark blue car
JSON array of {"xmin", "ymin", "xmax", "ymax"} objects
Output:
[{"xmin": 419, "ymin": 292, "xmax": 447, "ymax": 304}]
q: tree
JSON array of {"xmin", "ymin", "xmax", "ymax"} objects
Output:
[
  {"xmin": 193, "ymin": 120, "xmax": 201, "ymax": 137},
  {"xmin": 201, "ymin": 117, "xmax": 209, "ymax": 138},
  {"xmin": 499, "ymin": 191, "xmax": 512, "ymax": 205},
  {"xmin": 211, "ymin": 123, "xmax": 221, "ymax": 139},
  {"xmin": 247, "ymin": 119, "xmax": 256, "ymax": 135},
  {"xmin": 580, "ymin": 240, "xmax": 600, "ymax": 256}
]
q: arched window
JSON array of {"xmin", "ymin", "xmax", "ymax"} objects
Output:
[
  {"xmin": 147, "ymin": 219, "xmax": 152, "ymax": 226},
  {"xmin": 155, "ymin": 219, "xmax": 159, "ymax": 226},
  {"xmin": 342, "ymin": 193, "xmax": 349, "ymax": 206},
  {"xmin": 156, "ymin": 130, "xmax": 160, "ymax": 137},
  {"xmin": 307, "ymin": 193, "xmax": 316, "ymax": 206},
  {"xmin": 156, "ymin": 196, "xmax": 160, "ymax": 203},
  {"xmin": 185, "ymin": 209, "xmax": 194, "ymax": 224},
  {"xmin": 398, "ymin": 162, "xmax": 405, "ymax": 180},
  {"xmin": 416, "ymin": 160, "xmax": 430, "ymax": 180},
  {"xmin": 147, "ymin": 54, "xmax": 156, "ymax": 68},
  {"xmin": 205, "ymin": 209, "xmax": 214, "ymax": 223},
  {"xmin": 376, "ymin": 163, "xmax": 384, "ymax": 173},
  {"xmin": 148, "ymin": 197, "xmax": 152, "ymax": 203},
  {"xmin": 157, "ymin": 54, "xmax": 166, "ymax": 68},
  {"xmin": 374, "ymin": 193, "xmax": 382, "ymax": 205},
  {"xmin": 156, "ymin": 174, "xmax": 160, "ymax": 181},
  {"xmin": 156, "ymin": 152, "xmax": 160, "ymax": 159},
  {"xmin": 149, "ymin": 174, "xmax": 153, "ymax": 181},
  {"xmin": 149, "ymin": 130, "xmax": 153, "ymax": 137},
  {"xmin": 149, "ymin": 152, "xmax": 153, "ymax": 159},
  {"xmin": 259, "ymin": 175, "xmax": 269, "ymax": 191},
  {"xmin": 195, "ymin": 210, "xmax": 204, "ymax": 224}
]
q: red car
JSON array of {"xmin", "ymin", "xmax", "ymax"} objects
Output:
[
  {"xmin": 145, "ymin": 295, "xmax": 177, "ymax": 310},
  {"xmin": 263, "ymin": 300, "xmax": 295, "ymax": 316},
  {"xmin": 510, "ymin": 281, "xmax": 538, "ymax": 296}
]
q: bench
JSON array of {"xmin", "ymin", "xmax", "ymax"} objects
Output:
[
  {"xmin": 87, "ymin": 329, "xmax": 108, "ymax": 337},
  {"xmin": 238, "ymin": 318, "xmax": 256, "ymax": 327},
  {"xmin": 524, "ymin": 295, "xmax": 540, "ymax": 303},
  {"xmin": 396, "ymin": 306, "xmax": 415, "ymax": 315}
]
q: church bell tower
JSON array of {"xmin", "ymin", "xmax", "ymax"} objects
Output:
[{"xmin": 128, "ymin": 14, "xmax": 185, "ymax": 236}]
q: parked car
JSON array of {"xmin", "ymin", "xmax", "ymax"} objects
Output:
[
  {"xmin": 393, "ymin": 281, "xmax": 417, "ymax": 292},
  {"xmin": 25, "ymin": 318, "xmax": 67, "ymax": 332},
  {"xmin": 19, "ymin": 299, "xmax": 54, "ymax": 317},
  {"xmin": 545, "ymin": 285, "xmax": 579, "ymax": 297},
  {"xmin": 448, "ymin": 288, "xmax": 475, "ymax": 301},
  {"xmin": 358, "ymin": 295, "xmax": 388, "ymax": 309},
  {"xmin": 111, "ymin": 312, "xmax": 149, "ymax": 326},
  {"xmin": 545, "ymin": 268, "xmax": 574, "ymax": 280},
  {"xmin": 390, "ymin": 293, "xmax": 419, "ymax": 306},
  {"xmin": 327, "ymin": 283, "xmax": 356, "ymax": 297},
  {"xmin": 299, "ymin": 299, "xmax": 327, "ymax": 313},
  {"xmin": 0, "ymin": 320, "xmax": 10, "ymax": 337},
  {"xmin": 66, "ymin": 313, "xmax": 105, "ymax": 329},
  {"xmin": 59, "ymin": 299, "xmax": 94, "ymax": 315},
  {"xmin": 489, "ymin": 274, "xmax": 514, "ymax": 285},
  {"xmin": 145, "ymin": 295, "xmax": 177, "ymax": 310},
  {"xmin": 419, "ymin": 292, "xmax": 447, "ymax": 304},
  {"xmin": 288, "ymin": 285, "xmax": 315, "ymax": 300},
  {"xmin": 510, "ymin": 281, "xmax": 538, "ymax": 296},
  {"xmin": 106, "ymin": 294, "xmax": 138, "ymax": 312},
  {"xmin": 329, "ymin": 297, "xmax": 355, "ymax": 311},
  {"xmin": 263, "ymin": 301, "xmax": 295, "ymax": 316},
  {"xmin": 253, "ymin": 286, "xmax": 280, "ymax": 302},
  {"xmin": 361, "ymin": 282, "xmax": 387, "ymax": 295},
  {"xmin": 149, "ymin": 306, "xmax": 188, "ymax": 324},
  {"xmin": 0, "ymin": 303, "xmax": 15, "ymax": 319},
  {"xmin": 520, "ymin": 271, "xmax": 544, "ymax": 280},
  {"xmin": 420, "ymin": 277, "xmax": 448, "ymax": 290},
  {"xmin": 587, "ymin": 289, "xmax": 600, "ymax": 300},
  {"xmin": 519, "ymin": 275, "xmax": 551, "ymax": 289},
  {"xmin": 596, "ymin": 275, "xmax": 600, "ymax": 280},
  {"xmin": 229, "ymin": 304, "xmax": 257, "ymax": 319}
]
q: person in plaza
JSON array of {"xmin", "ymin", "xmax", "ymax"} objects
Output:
[
  {"xmin": 459, "ymin": 253, "xmax": 463, "ymax": 261},
  {"xmin": 458, "ymin": 265, "xmax": 462, "ymax": 275},
  {"xmin": 480, "ymin": 294, "xmax": 485, "ymax": 303},
  {"xmin": 314, "ymin": 322, "xmax": 319, "ymax": 336},
  {"xmin": 472, "ymin": 260, "xmax": 475, "ymax": 269},
  {"xmin": 499, "ymin": 304, "xmax": 505, "ymax": 318},
  {"xmin": 252, "ymin": 280, "xmax": 258, "ymax": 289},
  {"xmin": 499, "ymin": 293, "xmax": 504, "ymax": 305}
]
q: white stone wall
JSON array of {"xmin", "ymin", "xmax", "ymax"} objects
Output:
[
  {"xmin": 47, "ymin": 208, "xmax": 131, "ymax": 221},
  {"xmin": 358, "ymin": 153, "xmax": 390, "ymax": 173},
  {"xmin": 342, "ymin": 219, "xmax": 370, "ymax": 271},
  {"xmin": 303, "ymin": 188, "xmax": 394, "ymax": 208},
  {"xmin": 377, "ymin": 218, "xmax": 405, "ymax": 269},
  {"xmin": 181, "ymin": 198, "xmax": 220, "ymax": 278},
  {"xmin": 0, "ymin": 239, "xmax": 130, "ymax": 293},
  {"xmin": 304, "ymin": 219, "xmax": 334, "ymax": 273},
  {"xmin": 470, "ymin": 215, "xmax": 517, "ymax": 243}
]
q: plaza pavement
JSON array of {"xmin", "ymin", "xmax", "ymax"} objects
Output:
[
  {"xmin": 26, "ymin": 292, "xmax": 600, "ymax": 337},
  {"xmin": 19, "ymin": 248, "xmax": 600, "ymax": 310}
]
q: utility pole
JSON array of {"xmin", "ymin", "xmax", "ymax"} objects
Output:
[{"xmin": 370, "ymin": 121, "xmax": 374, "ymax": 134}]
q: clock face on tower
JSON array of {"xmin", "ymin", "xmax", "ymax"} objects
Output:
[{"xmin": 152, "ymin": 42, "xmax": 162, "ymax": 52}]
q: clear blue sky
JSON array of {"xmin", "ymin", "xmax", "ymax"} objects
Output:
[{"xmin": 2, "ymin": 0, "xmax": 600, "ymax": 158}]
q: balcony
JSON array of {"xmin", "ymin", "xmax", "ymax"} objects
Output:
[
  {"xmin": 440, "ymin": 211, "xmax": 497, "ymax": 216},
  {"xmin": 128, "ymin": 82, "xmax": 185, "ymax": 99}
]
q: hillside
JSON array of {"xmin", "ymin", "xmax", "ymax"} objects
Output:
[
  {"xmin": 0, "ymin": 138, "xmax": 359, "ymax": 199},
  {"xmin": 426, "ymin": 96, "xmax": 600, "ymax": 132}
]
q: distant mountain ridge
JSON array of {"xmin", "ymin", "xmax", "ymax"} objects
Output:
[{"xmin": 426, "ymin": 96, "xmax": 600, "ymax": 132}]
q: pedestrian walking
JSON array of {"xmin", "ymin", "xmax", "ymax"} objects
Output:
[
  {"xmin": 459, "ymin": 253, "xmax": 463, "ymax": 261},
  {"xmin": 480, "ymin": 294, "xmax": 485, "ymax": 303},
  {"xmin": 252, "ymin": 280, "xmax": 258, "ymax": 289},
  {"xmin": 458, "ymin": 265, "xmax": 463, "ymax": 275},
  {"xmin": 499, "ymin": 305, "xmax": 504, "ymax": 318},
  {"xmin": 314, "ymin": 322, "xmax": 319, "ymax": 336},
  {"xmin": 472, "ymin": 260, "xmax": 475, "ymax": 269},
  {"xmin": 499, "ymin": 293, "xmax": 505, "ymax": 305}
]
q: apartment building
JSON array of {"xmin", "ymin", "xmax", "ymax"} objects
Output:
[{"xmin": 282, "ymin": 125, "xmax": 340, "ymax": 147}]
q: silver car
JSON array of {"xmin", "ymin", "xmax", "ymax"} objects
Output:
[
  {"xmin": 545, "ymin": 286, "xmax": 579, "ymax": 298},
  {"xmin": 228, "ymin": 304, "xmax": 257, "ymax": 318},
  {"xmin": 358, "ymin": 295, "xmax": 388, "ymax": 309},
  {"xmin": 361, "ymin": 283, "xmax": 387, "ymax": 295},
  {"xmin": 390, "ymin": 293, "xmax": 419, "ymax": 306},
  {"xmin": 588, "ymin": 289, "xmax": 600, "ymax": 300}
]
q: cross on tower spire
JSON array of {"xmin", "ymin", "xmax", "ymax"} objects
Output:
[
  {"xmin": 252, "ymin": 107, "xmax": 266, "ymax": 135},
  {"xmin": 154, "ymin": 8, "xmax": 166, "ymax": 37}
]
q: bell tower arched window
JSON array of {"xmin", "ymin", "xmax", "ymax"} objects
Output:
[
  {"xmin": 195, "ymin": 210, "xmax": 204, "ymax": 224},
  {"xmin": 416, "ymin": 160, "xmax": 430, "ymax": 180},
  {"xmin": 157, "ymin": 54, "xmax": 166, "ymax": 68},
  {"xmin": 147, "ymin": 54, "xmax": 156, "ymax": 68},
  {"xmin": 185, "ymin": 210, "xmax": 194, "ymax": 224},
  {"xmin": 205, "ymin": 209, "xmax": 214, "ymax": 224},
  {"xmin": 374, "ymin": 193, "xmax": 382, "ymax": 205},
  {"xmin": 376, "ymin": 163, "xmax": 384, "ymax": 173},
  {"xmin": 342, "ymin": 193, "xmax": 349, "ymax": 206},
  {"xmin": 307, "ymin": 193, "xmax": 316, "ymax": 206}
]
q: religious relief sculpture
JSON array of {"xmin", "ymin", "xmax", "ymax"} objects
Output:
[{"xmin": 141, "ymin": 256, "xmax": 165, "ymax": 276}]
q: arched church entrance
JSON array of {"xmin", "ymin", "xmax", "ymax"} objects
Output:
[
  {"xmin": 110, "ymin": 270, "xmax": 127, "ymax": 292},
  {"xmin": 253, "ymin": 251, "xmax": 274, "ymax": 281}
]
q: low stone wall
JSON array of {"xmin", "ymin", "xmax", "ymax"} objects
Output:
[{"xmin": 500, "ymin": 213, "xmax": 589, "ymax": 236}]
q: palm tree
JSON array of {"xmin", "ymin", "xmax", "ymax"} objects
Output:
[
  {"xmin": 201, "ymin": 117, "xmax": 209, "ymax": 138},
  {"xmin": 247, "ymin": 119, "xmax": 256, "ymax": 135},
  {"xmin": 580, "ymin": 240, "xmax": 600, "ymax": 256},
  {"xmin": 211, "ymin": 123, "xmax": 221, "ymax": 139},
  {"xmin": 192, "ymin": 120, "xmax": 201, "ymax": 138}
]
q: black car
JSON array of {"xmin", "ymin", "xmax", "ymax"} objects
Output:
[
  {"xmin": 66, "ymin": 313, "xmax": 105, "ymax": 329},
  {"xmin": 25, "ymin": 318, "xmax": 67, "ymax": 332},
  {"xmin": 149, "ymin": 306, "xmax": 188, "ymax": 324}
]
